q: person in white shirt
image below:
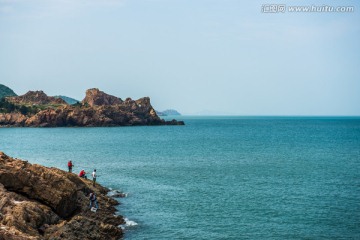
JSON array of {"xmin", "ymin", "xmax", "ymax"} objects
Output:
[{"xmin": 92, "ymin": 169, "xmax": 97, "ymax": 186}]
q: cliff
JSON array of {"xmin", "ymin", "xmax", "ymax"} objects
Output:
[
  {"xmin": 0, "ymin": 152, "xmax": 124, "ymax": 240},
  {"xmin": 0, "ymin": 88, "xmax": 184, "ymax": 127}
]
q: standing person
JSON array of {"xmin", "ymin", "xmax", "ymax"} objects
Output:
[
  {"xmin": 67, "ymin": 160, "xmax": 73, "ymax": 173},
  {"xmin": 92, "ymin": 169, "xmax": 97, "ymax": 186}
]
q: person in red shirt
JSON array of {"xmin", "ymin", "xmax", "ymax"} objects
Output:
[
  {"xmin": 79, "ymin": 169, "xmax": 87, "ymax": 179},
  {"xmin": 68, "ymin": 160, "xmax": 73, "ymax": 173}
]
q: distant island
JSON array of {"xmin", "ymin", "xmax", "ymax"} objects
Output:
[
  {"xmin": 156, "ymin": 109, "xmax": 181, "ymax": 116},
  {"xmin": 0, "ymin": 86, "xmax": 184, "ymax": 127}
]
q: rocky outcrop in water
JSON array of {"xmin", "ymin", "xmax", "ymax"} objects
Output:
[
  {"xmin": 0, "ymin": 152, "xmax": 124, "ymax": 239},
  {"xmin": 0, "ymin": 88, "xmax": 184, "ymax": 127}
]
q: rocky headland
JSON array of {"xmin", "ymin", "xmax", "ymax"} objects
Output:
[
  {"xmin": 0, "ymin": 88, "xmax": 184, "ymax": 127},
  {"xmin": 0, "ymin": 152, "xmax": 124, "ymax": 240}
]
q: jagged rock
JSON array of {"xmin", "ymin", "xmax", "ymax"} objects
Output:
[
  {"xmin": 0, "ymin": 89, "xmax": 184, "ymax": 127},
  {"xmin": 0, "ymin": 152, "xmax": 124, "ymax": 239},
  {"xmin": 82, "ymin": 88, "xmax": 123, "ymax": 107}
]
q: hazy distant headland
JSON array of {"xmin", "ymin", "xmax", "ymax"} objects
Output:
[
  {"xmin": 156, "ymin": 109, "xmax": 181, "ymax": 116},
  {"xmin": 0, "ymin": 85, "xmax": 184, "ymax": 127}
]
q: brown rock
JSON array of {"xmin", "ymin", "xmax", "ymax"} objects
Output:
[
  {"xmin": 0, "ymin": 113, "xmax": 27, "ymax": 126},
  {"xmin": 82, "ymin": 88, "xmax": 123, "ymax": 107}
]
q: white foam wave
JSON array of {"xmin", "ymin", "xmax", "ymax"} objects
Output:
[
  {"xmin": 124, "ymin": 218, "xmax": 138, "ymax": 227},
  {"xmin": 107, "ymin": 190, "xmax": 128, "ymax": 198},
  {"xmin": 118, "ymin": 218, "xmax": 138, "ymax": 230}
]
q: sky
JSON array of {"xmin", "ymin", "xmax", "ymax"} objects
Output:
[{"xmin": 0, "ymin": 0, "xmax": 359, "ymax": 115}]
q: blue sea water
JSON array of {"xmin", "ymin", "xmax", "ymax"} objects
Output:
[{"xmin": 1, "ymin": 116, "xmax": 360, "ymax": 239}]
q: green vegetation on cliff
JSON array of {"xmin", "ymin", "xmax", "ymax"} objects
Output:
[
  {"xmin": 0, "ymin": 84, "xmax": 17, "ymax": 99},
  {"xmin": 0, "ymin": 98, "xmax": 39, "ymax": 115}
]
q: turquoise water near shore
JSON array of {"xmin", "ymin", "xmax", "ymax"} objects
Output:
[{"xmin": 1, "ymin": 117, "xmax": 360, "ymax": 239}]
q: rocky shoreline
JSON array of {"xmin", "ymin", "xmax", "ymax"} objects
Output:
[{"xmin": 0, "ymin": 152, "xmax": 125, "ymax": 240}]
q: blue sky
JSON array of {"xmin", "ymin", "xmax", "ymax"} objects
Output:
[{"xmin": 0, "ymin": 0, "xmax": 359, "ymax": 115}]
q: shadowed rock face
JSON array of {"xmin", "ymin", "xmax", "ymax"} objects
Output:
[
  {"xmin": 0, "ymin": 152, "xmax": 124, "ymax": 239},
  {"xmin": 0, "ymin": 88, "xmax": 184, "ymax": 127}
]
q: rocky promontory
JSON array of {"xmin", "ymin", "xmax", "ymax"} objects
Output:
[
  {"xmin": 0, "ymin": 88, "xmax": 184, "ymax": 127},
  {"xmin": 0, "ymin": 152, "xmax": 124, "ymax": 239}
]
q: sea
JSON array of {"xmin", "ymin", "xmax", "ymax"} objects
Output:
[{"xmin": 1, "ymin": 116, "xmax": 360, "ymax": 239}]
